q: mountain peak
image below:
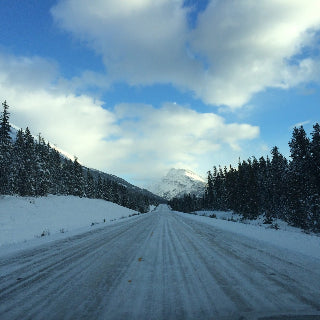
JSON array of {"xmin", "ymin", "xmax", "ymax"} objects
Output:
[
  {"xmin": 148, "ymin": 168, "xmax": 206, "ymax": 200},
  {"xmin": 166, "ymin": 168, "xmax": 206, "ymax": 183}
]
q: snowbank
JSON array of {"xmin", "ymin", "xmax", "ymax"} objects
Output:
[
  {"xmin": 0, "ymin": 195, "xmax": 138, "ymax": 249},
  {"xmin": 197, "ymin": 210, "xmax": 301, "ymax": 232},
  {"xmin": 175, "ymin": 211, "xmax": 320, "ymax": 260}
]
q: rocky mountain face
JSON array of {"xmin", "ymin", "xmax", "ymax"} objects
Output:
[{"xmin": 148, "ymin": 168, "xmax": 206, "ymax": 200}]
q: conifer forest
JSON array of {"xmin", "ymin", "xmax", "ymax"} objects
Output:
[
  {"xmin": 170, "ymin": 124, "xmax": 320, "ymax": 232},
  {"xmin": 0, "ymin": 101, "xmax": 161, "ymax": 213},
  {"xmin": 1, "ymin": 100, "xmax": 320, "ymax": 231}
]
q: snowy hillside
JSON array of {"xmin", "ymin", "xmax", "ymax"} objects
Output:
[
  {"xmin": 148, "ymin": 168, "xmax": 206, "ymax": 200},
  {"xmin": 0, "ymin": 195, "xmax": 144, "ymax": 250},
  {"xmin": 6, "ymin": 124, "xmax": 163, "ymax": 205}
]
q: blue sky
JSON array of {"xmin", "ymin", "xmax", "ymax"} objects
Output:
[{"xmin": 0, "ymin": 0, "xmax": 320, "ymax": 186}]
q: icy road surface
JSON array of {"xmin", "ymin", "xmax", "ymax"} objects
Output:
[{"xmin": 1, "ymin": 205, "xmax": 320, "ymax": 320}]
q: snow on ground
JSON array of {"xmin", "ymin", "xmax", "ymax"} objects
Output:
[
  {"xmin": 197, "ymin": 210, "xmax": 301, "ymax": 232},
  {"xmin": 2, "ymin": 205, "xmax": 320, "ymax": 319},
  {"xmin": 175, "ymin": 210, "xmax": 320, "ymax": 260},
  {"xmin": 1, "ymin": 193, "xmax": 319, "ymax": 264},
  {"xmin": 0, "ymin": 195, "xmax": 139, "ymax": 252}
]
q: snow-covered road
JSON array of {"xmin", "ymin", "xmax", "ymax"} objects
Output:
[{"xmin": 1, "ymin": 204, "xmax": 320, "ymax": 320}]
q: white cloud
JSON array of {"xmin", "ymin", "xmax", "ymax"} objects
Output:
[
  {"xmin": 0, "ymin": 53, "xmax": 118, "ymax": 169},
  {"xmin": 191, "ymin": 0, "xmax": 320, "ymax": 107},
  {"xmin": 291, "ymin": 120, "xmax": 310, "ymax": 129},
  {"xmin": 0, "ymin": 52, "xmax": 259, "ymax": 183},
  {"xmin": 106, "ymin": 102, "xmax": 259, "ymax": 180},
  {"xmin": 0, "ymin": 54, "xmax": 59, "ymax": 90},
  {"xmin": 56, "ymin": 70, "xmax": 110, "ymax": 96},
  {"xmin": 52, "ymin": 0, "xmax": 320, "ymax": 108},
  {"xmin": 51, "ymin": 0, "xmax": 199, "ymax": 85}
]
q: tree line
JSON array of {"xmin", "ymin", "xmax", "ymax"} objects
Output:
[
  {"xmin": 170, "ymin": 123, "xmax": 320, "ymax": 232},
  {"xmin": 0, "ymin": 101, "xmax": 161, "ymax": 213}
]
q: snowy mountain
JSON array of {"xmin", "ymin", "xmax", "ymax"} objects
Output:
[{"xmin": 148, "ymin": 168, "xmax": 206, "ymax": 200}]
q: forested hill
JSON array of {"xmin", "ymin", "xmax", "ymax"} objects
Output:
[
  {"xmin": 0, "ymin": 101, "xmax": 164, "ymax": 212},
  {"xmin": 87, "ymin": 167, "xmax": 164, "ymax": 203},
  {"xmin": 170, "ymin": 123, "xmax": 320, "ymax": 232}
]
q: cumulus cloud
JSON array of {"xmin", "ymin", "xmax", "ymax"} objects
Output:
[
  {"xmin": 51, "ymin": 0, "xmax": 199, "ymax": 85},
  {"xmin": 52, "ymin": 0, "xmax": 320, "ymax": 108},
  {"xmin": 0, "ymin": 53, "xmax": 118, "ymax": 169},
  {"xmin": 110, "ymin": 103, "xmax": 259, "ymax": 179},
  {"xmin": 0, "ymin": 54, "xmax": 59, "ymax": 91},
  {"xmin": 0, "ymin": 52, "xmax": 259, "ymax": 182},
  {"xmin": 191, "ymin": 0, "xmax": 320, "ymax": 107}
]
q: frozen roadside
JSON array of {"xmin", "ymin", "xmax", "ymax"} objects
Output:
[
  {"xmin": 0, "ymin": 195, "xmax": 147, "ymax": 257},
  {"xmin": 173, "ymin": 210, "xmax": 320, "ymax": 260}
]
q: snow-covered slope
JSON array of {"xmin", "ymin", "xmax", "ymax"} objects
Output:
[
  {"xmin": 0, "ymin": 195, "xmax": 141, "ymax": 249},
  {"xmin": 149, "ymin": 168, "xmax": 206, "ymax": 200}
]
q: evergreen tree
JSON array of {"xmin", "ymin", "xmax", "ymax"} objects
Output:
[
  {"xmin": 48, "ymin": 147, "xmax": 63, "ymax": 194},
  {"xmin": 309, "ymin": 123, "xmax": 320, "ymax": 231},
  {"xmin": 112, "ymin": 181, "xmax": 120, "ymax": 205},
  {"xmin": 257, "ymin": 156, "xmax": 270, "ymax": 219},
  {"xmin": 104, "ymin": 179, "xmax": 113, "ymax": 201},
  {"xmin": 224, "ymin": 165, "xmax": 237, "ymax": 211},
  {"xmin": 269, "ymin": 147, "xmax": 288, "ymax": 220},
  {"xmin": 95, "ymin": 174, "xmax": 103, "ymax": 199},
  {"xmin": 288, "ymin": 126, "xmax": 311, "ymax": 228},
  {"xmin": 85, "ymin": 168, "xmax": 95, "ymax": 198},
  {"xmin": 102, "ymin": 179, "xmax": 109, "ymax": 200},
  {"xmin": 12, "ymin": 129, "xmax": 26, "ymax": 195},
  {"xmin": 310, "ymin": 123, "xmax": 320, "ymax": 194},
  {"xmin": 72, "ymin": 157, "xmax": 85, "ymax": 197},
  {"xmin": 34, "ymin": 134, "xmax": 50, "ymax": 196},
  {"xmin": 22, "ymin": 127, "xmax": 37, "ymax": 195},
  {"xmin": 0, "ymin": 101, "xmax": 12, "ymax": 194},
  {"xmin": 205, "ymin": 170, "xmax": 214, "ymax": 209},
  {"xmin": 61, "ymin": 159, "xmax": 74, "ymax": 195}
]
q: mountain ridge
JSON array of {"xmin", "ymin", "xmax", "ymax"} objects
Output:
[
  {"xmin": 148, "ymin": 168, "xmax": 206, "ymax": 200},
  {"xmin": 7, "ymin": 123, "xmax": 165, "ymax": 205}
]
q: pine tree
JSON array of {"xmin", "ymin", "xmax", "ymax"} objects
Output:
[
  {"xmin": 35, "ymin": 134, "xmax": 50, "ymax": 196},
  {"xmin": 12, "ymin": 129, "xmax": 27, "ymax": 195},
  {"xmin": 104, "ymin": 179, "xmax": 113, "ymax": 201},
  {"xmin": 309, "ymin": 123, "xmax": 320, "ymax": 231},
  {"xmin": 112, "ymin": 181, "xmax": 120, "ymax": 204},
  {"xmin": 95, "ymin": 174, "xmax": 103, "ymax": 199},
  {"xmin": 257, "ymin": 156, "xmax": 270, "ymax": 219},
  {"xmin": 224, "ymin": 165, "xmax": 237, "ymax": 211},
  {"xmin": 205, "ymin": 170, "xmax": 214, "ymax": 209},
  {"xmin": 23, "ymin": 127, "xmax": 37, "ymax": 195},
  {"xmin": 85, "ymin": 168, "xmax": 95, "ymax": 198},
  {"xmin": 48, "ymin": 147, "xmax": 63, "ymax": 194},
  {"xmin": 72, "ymin": 157, "xmax": 85, "ymax": 197},
  {"xmin": 215, "ymin": 166, "xmax": 225, "ymax": 210},
  {"xmin": 288, "ymin": 126, "xmax": 311, "ymax": 228},
  {"xmin": 310, "ymin": 123, "xmax": 320, "ymax": 194},
  {"xmin": 61, "ymin": 159, "xmax": 73, "ymax": 195},
  {"xmin": 268, "ymin": 147, "xmax": 289, "ymax": 221},
  {"xmin": 0, "ymin": 101, "xmax": 12, "ymax": 194}
]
